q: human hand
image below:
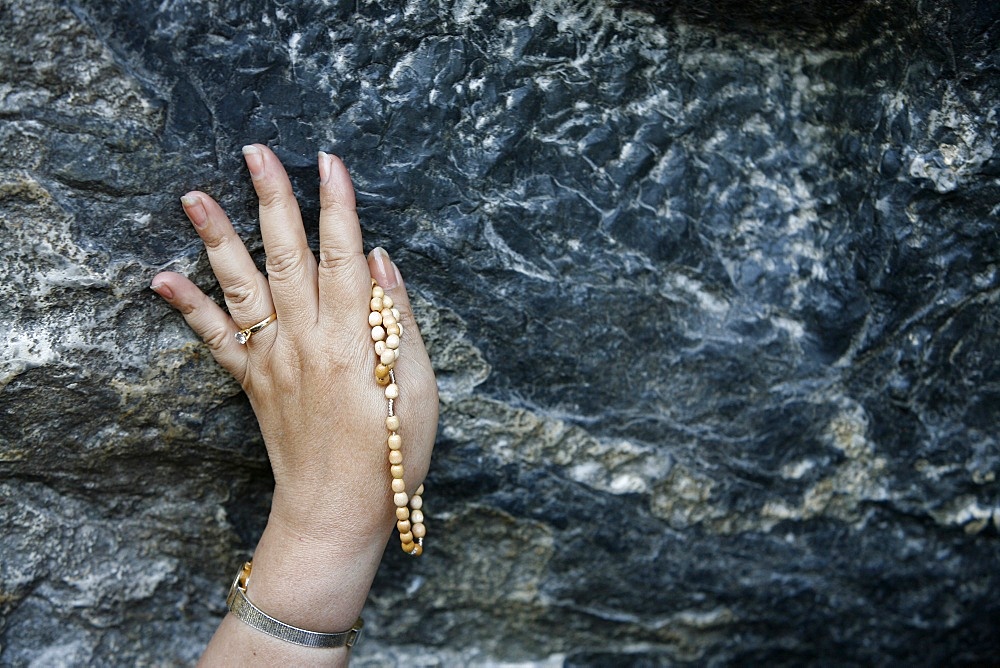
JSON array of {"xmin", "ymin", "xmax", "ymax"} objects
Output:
[{"xmin": 151, "ymin": 145, "xmax": 438, "ymax": 654}]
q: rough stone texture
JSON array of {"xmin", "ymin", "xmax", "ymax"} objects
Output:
[{"xmin": 2, "ymin": 0, "xmax": 998, "ymax": 665}]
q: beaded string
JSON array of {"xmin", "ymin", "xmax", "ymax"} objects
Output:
[{"xmin": 370, "ymin": 280, "xmax": 425, "ymax": 556}]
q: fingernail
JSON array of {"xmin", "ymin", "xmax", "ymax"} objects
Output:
[
  {"xmin": 150, "ymin": 282, "xmax": 174, "ymax": 300},
  {"xmin": 392, "ymin": 262, "xmax": 403, "ymax": 288},
  {"xmin": 180, "ymin": 194, "xmax": 207, "ymax": 227},
  {"xmin": 242, "ymin": 145, "xmax": 264, "ymax": 178},
  {"xmin": 371, "ymin": 247, "xmax": 398, "ymax": 289},
  {"xmin": 318, "ymin": 151, "xmax": 332, "ymax": 185}
]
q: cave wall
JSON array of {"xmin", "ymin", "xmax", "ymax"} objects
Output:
[{"xmin": 2, "ymin": 0, "xmax": 999, "ymax": 664}]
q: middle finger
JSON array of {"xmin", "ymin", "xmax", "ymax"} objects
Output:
[{"xmin": 242, "ymin": 144, "xmax": 319, "ymax": 333}]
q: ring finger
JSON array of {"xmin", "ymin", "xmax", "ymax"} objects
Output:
[{"xmin": 181, "ymin": 191, "xmax": 277, "ymax": 344}]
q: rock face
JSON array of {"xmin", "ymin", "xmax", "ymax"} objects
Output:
[{"xmin": 2, "ymin": 0, "xmax": 998, "ymax": 664}]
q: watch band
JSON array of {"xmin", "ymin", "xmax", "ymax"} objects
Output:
[{"xmin": 226, "ymin": 560, "xmax": 363, "ymax": 649}]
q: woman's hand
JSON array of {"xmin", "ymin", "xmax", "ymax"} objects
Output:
[{"xmin": 151, "ymin": 145, "xmax": 438, "ymax": 664}]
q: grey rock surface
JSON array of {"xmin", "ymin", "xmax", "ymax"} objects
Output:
[{"xmin": 2, "ymin": 0, "xmax": 999, "ymax": 665}]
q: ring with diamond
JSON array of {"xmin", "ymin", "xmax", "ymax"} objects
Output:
[{"xmin": 235, "ymin": 313, "xmax": 276, "ymax": 344}]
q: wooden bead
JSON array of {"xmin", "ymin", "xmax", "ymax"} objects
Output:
[
  {"xmin": 375, "ymin": 364, "xmax": 390, "ymax": 379},
  {"xmin": 409, "ymin": 494, "xmax": 423, "ymax": 510},
  {"xmin": 382, "ymin": 313, "xmax": 397, "ymax": 328},
  {"xmin": 375, "ymin": 340, "xmax": 386, "ymax": 356},
  {"xmin": 391, "ymin": 307, "xmax": 400, "ymax": 320},
  {"xmin": 386, "ymin": 416, "xmax": 400, "ymax": 431},
  {"xmin": 396, "ymin": 506, "xmax": 410, "ymax": 521},
  {"xmin": 371, "ymin": 326, "xmax": 385, "ymax": 342},
  {"xmin": 376, "ymin": 374, "xmax": 390, "ymax": 386},
  {"xmin": 385, "ymin": 383, "xmax": 399, "ymax": 399},
  {"xmin": 372, "ymin": 286, "xmax": 384, "ymax": 299},
  {"xmin": 412, "ymin": 523, "xmax": 426, "ymax": 539},
  {"xmin": 415, "ymin": 484, "xmax": 425, "ymax": 496},
  {"xmin": 401, "ymin": 541, "xmax": 415, "ymax": 553},
  {"xmin": 382, "ymin": 295, "xmax": 394, "ymax": 309},
  {"xmin": 386, "ymin": 323, "xmax": 400, "ymax": 336},
  {"xmin": 391, "ymin": 478, "xmax": 406, "ymax": 493},
  {"xmin": 411, "ymin": 543, "xmax": 423, "ymax": 556},
  {"xmin": 393, "ymin": 492, "xmax": 408, "ymax": 507},
  {"xmin": 380, "ymin": 349, "xmax": 395, "ymax": 366},
  {"xmin": 410, "ymin": 509, "xmax": 424, "ymax": 524},
  {"xmin": 368, "ymin": 311, "xmax": 382, "ymax": 327},
  {"xmin": 397, "ymin": 520, "xmax": 411, "ymax": 533},
  {"xmin": 398, "ymin": 531, "xmax": 413, "ymax": 543},
  {"xmin": 389, "ymin": 450, "xmax": 403, "ymax": 464},
  {"xmin": 385, "ymin": 334, "xmax": 400, "ymax": 350},
  {"xmin": 388, "ymin": 434, "xmax": 402, "ymax": 450},
  {"xmin": 391, "ymin": 464, "xmax": 404, "ymax": 479},
  {"xmin": 370, "ymin": 297, "xmax": 383, "ymax": 311}
]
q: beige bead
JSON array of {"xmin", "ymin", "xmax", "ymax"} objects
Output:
[
  {"xmin": 372, "ymin": 286, "xmax": 384, "ymax": 299},
  {"xmin": 385, "ymin": 383, "xmax": 399, "ymax": 399},
  {"xmin": 391, "ymin": 464, "xmax": 404, "ymax": 479},
  {"xmin": 370, "ymin": 297, "xmax": 383, "ymax": 311},
  {"xmin": 396, "ymin": 519, "xmax": 411, "ymax": 533},
  {"xmin": 398, "ymin": 531, "xmax": 413, "ymax": 543},
  {"xmin": 382, "ymin": 295, "xmax": 394, "ymax": 309},
  {"xmin": 385, "ymin": 334, "xmax": 400, "ymax": 350},
  {"xmin": 411, "ymin": 543, "xmax": 423, "ymax": 556},
  {"xmin": 389, "ymin": 450, "xmax": 403, "ymax": 465},
  {"xmin": 410, "ymin": 509, "xmax": 424, "ymax": 524},
  {"xmin": 393, "ymin": 492, "xmax": 408, "ymax": 507},
  {"xmin": 374, "ymin": 341, "xmax": 386, "ymax": 357},
  {"xmin": 382, "ymin": 313, "xmax": 397, "ymax": 327},
  {"xmin": 386, "ymin": 415, "xmax": 400, "ymax": 431},
  {"xmin": 396, "ymin": 506, "xmax": 410, "ymax": 521},
  {"xmin": 396, "ymin": 322, "xmax": 404, "ymax": 338},
  {"xmin": 376, "ymin": 374, "xmax": 390, "ymax": 386},
  {"xmin": 391, "ymin": 478, "xmax": 406, "ymax": 493},
  {"xmin": 371, "ymin": 326, "xmax": 385, "ymax": 341},
  {"xmin": 409, "ymin": 495, "xmax": 423, "ymax": 510},
  {"xmin": 388, "ymin": 434, "xmax": 402, "ymax": 450},
  {"xmin": 401, "ymin": 541, "xmax": 415, "ymax": 553},
  {"xmin": 386, "ymin": 323, "xmax": 400, "ymax": 336},
  {"xmin": 415, "ymin": 484, "xmax": 425, "ymax": 496},
  {"xmin": 380, "ymin": 349, "xmax": 395, "ymax": 366},
  {"xmin": 375, "ymin": 364, "xmax": 390, "ymax": 379},
  {"xmin": 368, "ymin": 311, "xmax": 382, "ymax": 327},
  {"xmin": 412, "ymin": 523, "xmax": 426, "ymax": 539},
  {"xmin": 391, "ymin": 307, "xmax": 400, "ymax": 320}
]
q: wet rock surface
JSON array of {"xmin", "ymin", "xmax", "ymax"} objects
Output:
[{"xmin": 2, "ymin": 0, "xmax": 998, "ymax": 664}]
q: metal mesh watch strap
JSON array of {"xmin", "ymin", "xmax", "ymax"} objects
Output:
[{"xmin": 226, "ymin": 561, "xmax": 363, "ymax": 649}]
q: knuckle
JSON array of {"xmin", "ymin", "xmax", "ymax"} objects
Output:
[
  {"xmin": 318, "ymin": 249, "xmax": 357, "ymax": 273},
  {"xmin": 266, "ymin": 246, "xmax": 310, "ymax": 280},
  {"xmin": 202, "ymin": 324, "xmax": 231, "ymax": 352},
  {"xmin": 223, "ymin": 278, "xmax": 259, "ymax": 307},
  {"xmin": 257, "ymin": 181, "xmax": 294, "ymax": 211},
  {"xmin": 320, "ymin": 188, "xmax": 357, "ymax": 215}
]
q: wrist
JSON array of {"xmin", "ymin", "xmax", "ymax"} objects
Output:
[{"xmin": 243, "ymin": 516, "xmax": 390, "ymax": 634}]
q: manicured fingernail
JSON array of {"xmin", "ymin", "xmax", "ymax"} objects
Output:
[
  {"xmin": 150, "ymin": 282, "xmax": 174, "ymax": 300},
  {"xmin": 242, "ymin": 145, "xmax": 264, "ymax": 178},
  {"xmin": 371, "ymin": 247, "xmax": 398, "ymax": 289},
  {"xmin": 180, "ymin": 194, "xmax": 207, "ymax": 227},
  {"xmin": 318, "ymin": 151, "xmax": 332, "ymax": 185}
]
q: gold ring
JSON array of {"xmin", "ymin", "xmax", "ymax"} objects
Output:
[{"xmin": 235, "ymin": 313, "xmax": 276, "ymax": 344}]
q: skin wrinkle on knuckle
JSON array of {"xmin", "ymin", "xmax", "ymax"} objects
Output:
[
  {"xmin": 318, "ymin": 250, "xmax": 356, "ymax": 273},
  {"xmin": 223, "ymin": 278, "xmax": 261, "ymax": 308},
  {"xmin": 266, "ymin": 246, "xmax": 310, "ymax": 280},
  {"xmin": 202, "ymin": 324, "xmax": 231, "ymax": 352},
  {"xmin": 257, "ymin": 181, "xmax": 296, "ymax": 211}
]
